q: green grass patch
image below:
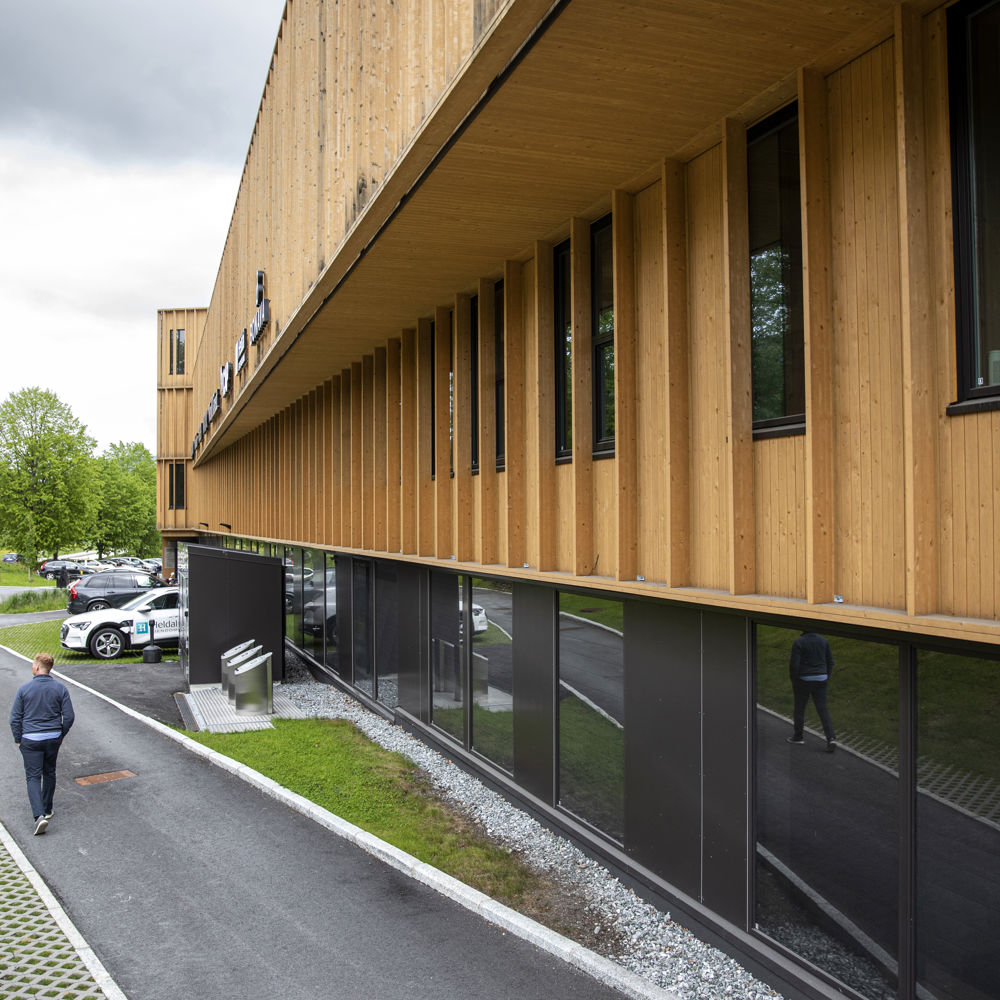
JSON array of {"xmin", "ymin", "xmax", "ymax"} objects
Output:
[
  {"xmin": 0, "ymin": 589, "xmax": 68, "ymax": 614},
  {"xmin": 0, "ymin": 563, "xmax": 53, "ymax": 588},
  {"xmin": 190, "ymin": 718, "xmax": 539, "ymax": 903},
  {"xmin": 473, "ymin": 622, "xmax": 510, "ymax": 645},
  {"xmin": 0, "ymin": 619, "xmax": 148, "ymax": 665},
  {"xmin": 559, "ymin": 694, "xmax": 624, "ymax": 840},
  {"xmin": 471, "ymin": 705, "xmax": 514, "ymax": 772},
  {"xmin": 558, "ymin": 593, "xmax": 622, "ymax": 633}
]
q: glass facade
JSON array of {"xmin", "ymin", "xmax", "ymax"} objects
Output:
[
  {"xmin": 284, "ymin": 546, "xmax": 303, "ymax": 650},
  {"xmin": 470, "ymin": 578, "xmax": 513, "ymax": 773},
  {"xmin": 353, "ymin": 560, "xmax": 374, "ymax": 696},
  {"xmin": 557, "ymin": 593, "xmax": 624, "ymax": 842},
  {"xmin": 430, "ymin": 571, "xmax": 464, "ymax": 743},
  {"xmin": 302, "ymin": 548, "xmax": 325, "ymax": 662}
]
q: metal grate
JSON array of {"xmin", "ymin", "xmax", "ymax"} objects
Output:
[
  {"xmin": 180, "ymin": 684, "xmax": 306, "ymax": 734},
  {"xmin": 0, "ymin": 843, "xmax": 108, "ymax": 999}
]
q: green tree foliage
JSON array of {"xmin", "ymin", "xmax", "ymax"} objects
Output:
[
  {"xmin": 91, "ymin": 442, "xmax": 158, "ymax": 557},
  {"xmin": 0, "ymin": 387, "xmax": 96, "ymax": 566}
]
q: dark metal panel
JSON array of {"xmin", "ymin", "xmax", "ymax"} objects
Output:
[
  {"xmin": 624, "ymin": 601, "xmax": 702, "ymax": 898},
  {"xmin": 701, "ymin": 611, "xmax": 750, "ymax": 924},
  {"xmin": 512, "ymin": 583, "xmax": 556, "ymax": 805},
  {"xmin": 395, "ymin": 562, "xmax": 425, "ymax": 720},
  {"xmin": 187, "ymin": 545, "xmax": 283, "ymax": 685}
]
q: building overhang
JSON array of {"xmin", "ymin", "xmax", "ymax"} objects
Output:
[{"xmin": 197, "ymin": 0, "xmax": 925, "ymax": 462}]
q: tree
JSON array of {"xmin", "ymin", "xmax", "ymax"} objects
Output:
[
  {"xmin": 0, "ymin": 387, "xmax": 96, "ymax": 564},
  {"xmin": 90, "ymin": 442, "xmax": 158, "ymax": 557}
]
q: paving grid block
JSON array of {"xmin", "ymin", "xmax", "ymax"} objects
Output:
[
  {"xmin": 0, "ymin": 842, "xmax": 107, "ymax": 999},
  {"xmin": 181, "ymin": 683, "xmax": 307, "ymax": 733}
]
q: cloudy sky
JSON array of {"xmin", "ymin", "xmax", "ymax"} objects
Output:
[{"xmin": 0, "ymin": 0, "xmax": 286, "ymax": 454}]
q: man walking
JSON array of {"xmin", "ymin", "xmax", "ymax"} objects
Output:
[
  {"xmin": 786, "ymin": 631, "xmax": 836, "ymax": 753},
  {"xmin": 9, "ymin": 653, "xmax": 74, "ymax": 835}
]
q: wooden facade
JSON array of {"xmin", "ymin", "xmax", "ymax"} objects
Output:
[{"xmin": 156, "ymin": 3, "xmax": 1000, "ymax": 998}]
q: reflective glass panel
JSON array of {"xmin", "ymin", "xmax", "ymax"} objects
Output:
[
  {"xmin": 352, "ymin": 561, "xmax": 373, "ymax": 695},
  {"xmin": 374, "ymin": 563, "xmax": 398, "ymax": 710},
  {"xmin": 431, "ymin": 572, "xmax": 464, "ymax": 743},
  {"xmin": 284, "ymin": 547, "xmax": 302, "ymax": 648},
  {"xmin": 470, "ymin": 578, "xmax": 513, "ymax": 773},
  {"xmin": 558, "ymin": 593, "xmax": 624, "ymax": 842},
  {"xmin": 323, "ymin": 552, "xmax": 339, "ymax": 673},
  {"xmin": 301, "ymin": 548, "xmax": 325, "ymax": 661},
  {"xmin": 917, "ymin": 649, "xmax": 1000, "ymax": 1000},
  {"xmin": 755, "ymin": 625, "xmax": 898, "ymax": 999}
]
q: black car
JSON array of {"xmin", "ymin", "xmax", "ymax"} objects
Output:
[
  {"xmin": 66, "ymin": 570, "xmax": 165, "ymax": 614},
  {"xmin": 39, "ymin": 560, "xmax": 86, "ymax": 582}
]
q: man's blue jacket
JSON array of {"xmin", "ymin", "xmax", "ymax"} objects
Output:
[{"xmin": 9, "ymin": 674, "xmax": 75, "ymax": 743}]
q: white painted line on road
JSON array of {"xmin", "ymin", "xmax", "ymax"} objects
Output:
[
  {"xmin": 36, "ymin": 658, "xmax": 679, "ymax": 1000},
  {"xmin": 0, "ymin": 816, "xmax": 129, "ymax": 1000}
]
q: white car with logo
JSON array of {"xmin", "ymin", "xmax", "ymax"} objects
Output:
[{"xmin": 59, "ymin": 587, "xmax": 181, "ymax": 660}]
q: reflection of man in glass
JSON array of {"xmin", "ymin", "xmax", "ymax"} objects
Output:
[{"xmin": 786, "ymin": 631, "xmax": 836, "ymax": 752}]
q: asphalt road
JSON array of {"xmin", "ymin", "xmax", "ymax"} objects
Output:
[{"xmin": 0, "ymin": 644, "xmax": 630, "ymax": 1000}]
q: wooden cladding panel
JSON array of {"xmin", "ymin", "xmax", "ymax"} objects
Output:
[
  {"xmin": 754, "ymin": 436, "xmax": 808, "ymax": 598},
  {"xmin": 827, "ymin": 42, "xmax": 906, "ymax": 611},
  {"xmin": 687, "ymin": 145, "xmax": 729, "ymax": 592}
]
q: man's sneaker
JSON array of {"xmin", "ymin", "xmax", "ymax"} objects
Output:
[
  {"xmin": 33, "ymin": 817, "xmax": 48, "ymax": 836},
  {"xmin": 43, "ymin": 813, "xmax": 53, "ymax": 819},
  {"xmin": 786, "ymin": 736, "xmax": 805, "ymax": 745},
  {"xmin": 826, "ymin": 740, "xmax": 837, "ymax": 754}
]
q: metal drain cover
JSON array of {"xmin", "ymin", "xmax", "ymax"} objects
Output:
[{"xmin": 74, "ymin": 770, "xmax": 136, "ymax": 786}]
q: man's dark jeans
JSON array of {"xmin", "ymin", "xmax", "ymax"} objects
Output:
[
  {"xmin": 792, "ymin": 679, "xmax": 835, "ymax": 742},
  {"xmin": 19, "ymin": 737, "xmax": 62, "ymax": 819}
]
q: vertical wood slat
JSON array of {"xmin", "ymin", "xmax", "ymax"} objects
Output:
[
  {"xmin": 416, "ymin": 318, "xmax": 434, "ymax": 556},
  {"xmin": 386, "ymin": 338, "xmax": 402, "ymax": 553},
  {"xmin": 799, "ymin": 68, "xmax": 836, "ymax": 605},
  {"xmin": 329, "ymin": 377, "xmax": 341, "ymax": 547},
  {"xmin": 504, "ymin": 260, "xmax": 525, "ymax": 568},
  {"xmin": 895, "ymin": 3, "xmax": 938, "ymax": 617},
  {"xmin": 613, "ymin": 189, "xmax": 638, "ymax": 581},
  {"xmin": 570, "ymin": 217, "xmax": 594, "ymax": 576},
  {"xmin": 340, "ymin": 369, "xmax": 352, "ymax": 544},
  {"xmin": 662, "ymin": 160, "xmax": 691, "ymax": 587},
  {"xmin": 534, "ymin": 241, "xmax": 556, "ymax": 571},
  {"xmin": 722, "ymin": 118, "xmax": 756, "ymax": 595},
  {"xmin": 454, "ymin": 294, "xmax": 475, "ymax": 562},
  {"xmin": 351, "ymin": 362, "xmax": 364, "ymax": 548},
  {"xmin": 401, "ymin": 329, "xmax": 418, "ymax": 553},
  {"xmin": 435, "ymin": 305, "xmax": 453, "ymax": 558},
  {"xmin": 374, "ymin": 347, "xmax": 388, "ymax": 551},
  {"xmin": 477, "ymin": 278, "xmax": 498, "ymax": 565}
]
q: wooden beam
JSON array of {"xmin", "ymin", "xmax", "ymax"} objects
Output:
[
  {"xmin": 895, "ymin": 3, "xmax": 938, "ymax": 616},
  {"xmin": 400, "ymin": 328, "xmax": 417, "ymax": 553},
  {"xmin": 662, "ymin": 159, "xmax": 691, "ymax": 587},
  {"xmin": 454, "ymin": 293, "xmax": 475, "ymax": 562},
  {"xmin": 434, "ymin": 305, "xmax": 453, "ymax": 559},
  {"xmin": 339, "ymin": 372, "xmax": 352, "ymax": 544},
  {"xmin": 374, "ymin": 347, "xmax": 388, "ymax": 552},
  {"xmin": 477, "ymin": 278, "xmax": 498, "ymax": 565},
  {"xmin": 351, "ymin": 361, "xmax": 364, "ymax": 548},
  {"xmin": 386, "ymin": 337, "xmax": 402, "ymax": 553},
  {"xmin": 571, "ymin": 217, "xmax": 594, "ymax": 576},
  {"xmin": 504, "ymin": 260, "xmax": 525, "ymax": 569},
  {"xmin": 799, "ymin": 67, "xmax": 836, "ymax": 605},
  {"xmin": 613, "ymin": 190, "xmax": 638, "ymax": 582},
  {"xmin": 416, "ymin": 318, "xmax": 434, "ymax": 557},
  {"xmin": 722, "ymin": 117, "xmax": 756, "ymax": 594},
  {"xmin": 534, "ymin": 240, "xmax": 556, "ymax": 571}
]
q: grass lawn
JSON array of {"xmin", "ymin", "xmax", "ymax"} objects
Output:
[
  {"xmin": 558, "ymin": 593, "xmax": 622, "ymax": 632},
  {"xmin": 0, "ymin": 589, "xmax": 69, "ymax": 614},
  {"xmin": 0, "ymin": 563, "xmax": 54, "ymax": 588},
  {"xmin": 0, "ymin": 619, "xmax": 150, "ymax": 666},
  {"xmin": 189, "ymin": 718, "xmax": 540, "ymax": 904}
]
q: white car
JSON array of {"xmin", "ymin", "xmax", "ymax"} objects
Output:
[
  {"xmin": 59, "ymin": 587, "xmax": 181, "ymax": 660},
  {"xmin": 459, "ymin": 600, "xmax": 489, "ymax": 635}
]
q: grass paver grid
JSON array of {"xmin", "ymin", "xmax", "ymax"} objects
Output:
[{"xmin": 0, "ymin": 843, "xmax": 106, "ymax": 999}]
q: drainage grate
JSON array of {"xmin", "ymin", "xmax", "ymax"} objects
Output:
[
  {"xmin": 74, "ymin": 770, "xmax": 136, "ymax": 787},
  {"xmin": 180, "ymin": 684, "xmax": 306, "ymax": 734}
]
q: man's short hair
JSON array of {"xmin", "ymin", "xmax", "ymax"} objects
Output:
[{"xmin": 32, "ymin": 653, "xmax": 54, "ymax": 673}]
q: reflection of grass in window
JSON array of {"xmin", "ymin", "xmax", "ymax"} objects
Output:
[
  {"xmin": 433, "ymin": 705, "xmax": 463, "ymax": 743},
  {"xmin": 558, "ymin": 593, "xmax": 622, "ymax": 632},
  {"xmin": 757, "ymin": 625, "xmax": 1000, "ymax": 784},
  {"xmin": 474, "ymin": 623, "xmax": 510, "ymax": 645},
  {"xmin": 559, "ymin": 694, "xmax": 623, "ymax": 840},
  {"xmin": 471, "ymin": 577, "xmax": 512, "ymax": 593},
  {"xmin": 472, "ymin": 706, "xmax": 514, "ymax": 772}
]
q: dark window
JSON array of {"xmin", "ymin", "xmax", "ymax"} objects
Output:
[
  {"xmin": 494, "ymin": 280, "xmax": 505, "ymax": 468},
  {"xmin": 748, "ymin": 103, "xmax": 805, "ymax": 430},
  {"xmin": 175, "ymin": 329, "xmax": 185, "ymax": 375},
  {"xmin": 169, "ymin": 463, "xmax": 185, "ymax": 510},
  {"xmin": 471, "ymin": 295, "xmax": 480, "ymax": 473},
  {"xmin": 554, "ymin": 240, "xmax": 572, "ymax": 458},
  {"xmin": 950, "ymin": 0, "xmax": 1000, "ymax": 400},
  {"xmin": 591, "ymin": 216, "xmax": 615, "ymax": 455}
]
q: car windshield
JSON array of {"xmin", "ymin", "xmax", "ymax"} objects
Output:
[{"xmin": 119, "ymin": 592, "xmax": 156, "ymax": 612}]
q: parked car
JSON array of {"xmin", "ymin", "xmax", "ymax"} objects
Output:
[
  {"xmin": 60, "ymin": 587, "xmax": 180, "ymax": 659},
  {"xmin": 78, "ymin": 559, "xmax": 115, "ymax": 575},
  {"xmin": 39, "ymin": 559, "xmax": 87, "ymax": 582},
  {"xmin": 459, "ymin": 600, "xmax": 489, "ymax": 635},
  {"xmin": 66, "ymin": 570, "xmax": 165, "ymax": 615},
  {"xmin": 303, "ymin": 570, "xmax": 337, "ymax": 637},
  {"xmin": 2, "ymin": 553, "xmax": 19, "ymax": 563},
  {"xmin": 139, "ymin": 558, "xmax": 163, "ymax": 575},
  {"xmin": 106, "ymin": 556, "xmax": 145, "ymax": 568}
]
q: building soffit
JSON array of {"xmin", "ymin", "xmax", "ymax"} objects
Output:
[{"xmin": 197, "ymin": 0, "xmax": 916, "ymax": 463}]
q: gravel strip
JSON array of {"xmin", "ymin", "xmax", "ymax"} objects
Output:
[{"xmin": 279, "ymin": 662, "xmax": 782, "ymax": 1000}]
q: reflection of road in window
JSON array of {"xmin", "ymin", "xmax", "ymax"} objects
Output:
[
  {"xmin": 470, "ymin": 580, "xmax": 513, "ymax": 774},
  {"xmin": 557, "ymin": 593, "xmax": 623, "ymax": 842}
]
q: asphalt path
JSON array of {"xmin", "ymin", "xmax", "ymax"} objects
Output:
[
  {"xmin": 473, "ymin": 588, "xmax": 624, "ymax": 723},
  {"xmin": 0, "ymin": 644, "xmax": 629, "ymax": 1000}
]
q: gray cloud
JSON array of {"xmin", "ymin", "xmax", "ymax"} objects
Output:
[{"xmin": 1, "ymin": 0, "xmax": 284, "ymax": 166}]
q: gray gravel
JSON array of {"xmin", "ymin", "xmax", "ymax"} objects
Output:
[{"xmin": 278, "ymin": 666, "xmax": 782, "ymax": 1000}]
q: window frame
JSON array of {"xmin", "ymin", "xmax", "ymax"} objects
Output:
[
  {"xmin": 554, "ymin": 239, "xmax": 573, "ymax": 460},
  {"xmin": 471, "ymin": 295, "xmax": 480, "ymax": 474},
  {"xmin": 948, "ymin": 0, "xmax": 1000, "ymax": 408},
  {"xmin": 591, "ymin": 215, "xmax": 615, "ymax": 457},
  {"xmin": 494, "ymin": 279, "xmax": 506, "ymax": 470}
]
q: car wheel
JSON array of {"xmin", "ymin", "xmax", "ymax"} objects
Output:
[
  {"xmin": 44, "ymin": 571, "xmax": 55, "ymax": 580},
  {"xmin": 90, "ymin": 627, "xmax": 125, "ymax": 660},
  {"xmin": 87, "ymin": 600, "xmax": 111, "ymax": 611}
]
